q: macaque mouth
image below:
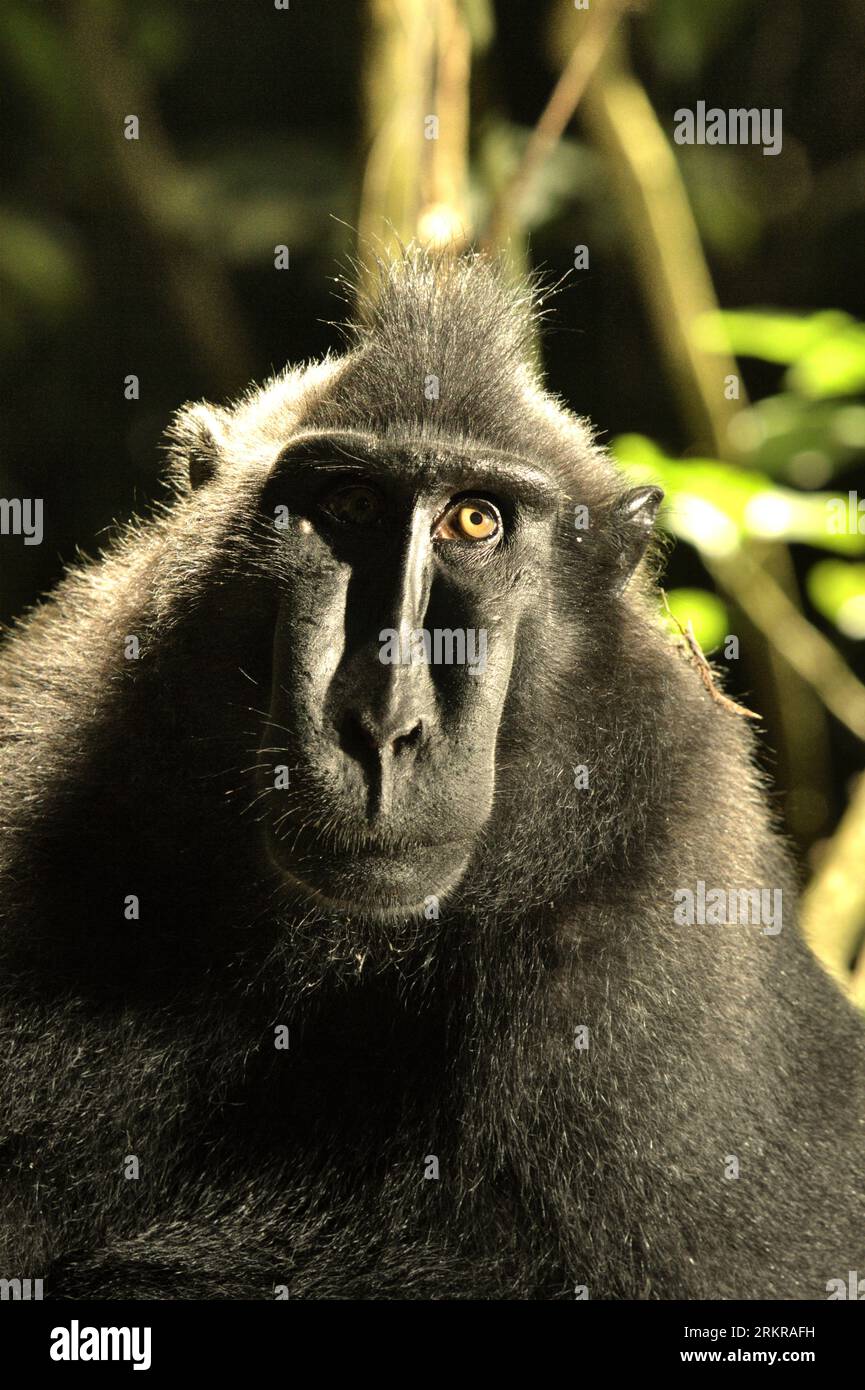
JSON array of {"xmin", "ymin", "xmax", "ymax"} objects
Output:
[
  {"xmin": 269, "ymin": 830, "xmax": 471, "ymax": 869},
  {"xmin": 342, "ymin": 836, "xmax": 467, "ymax": 857},
  {"xmin": 264, "ymin": 806, "xmax": 468, "ymax": 858},
  {"xmin": 265, "ymin": 823, "xmax": 473, "ymax": 913}
]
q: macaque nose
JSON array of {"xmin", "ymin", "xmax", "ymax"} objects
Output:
[{"xmin": 346, "ymin": 709, "xmax": 425, "ymax": 760}]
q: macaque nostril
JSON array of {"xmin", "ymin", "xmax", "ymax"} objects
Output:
[
  {"xmin": 390, "ymin": 720, "xmax": 423, "ymax": 757},
  {"xmin": 341, "ymin": 711, "xmax": 423, "ymax": 761},
  {"xmin": 339, "ymin": 711, "xmax": 376, "ymax": 761}
]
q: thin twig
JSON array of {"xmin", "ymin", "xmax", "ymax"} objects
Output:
[
  {"xmin": 709, "ymin": 551, "xmax": 865, "ymax": 742},
  {"xmin": 660, "ymin": 589, "xmax": 760, "ymax": 721},
  {"xmin": 482, "ymin": 0, "xmax": 631, "ymax": 250},
  {"xmin": 580, "ymin": 36, "xmax": 833, "ymax": 841}
]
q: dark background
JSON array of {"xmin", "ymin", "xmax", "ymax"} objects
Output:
[
  {"xmin": 1, "ymin": 1, "xmax": 864, "ymax": 963},
  {"xmin": 2, "ymin": 2, "xmax": 863, "ymax": 616}
]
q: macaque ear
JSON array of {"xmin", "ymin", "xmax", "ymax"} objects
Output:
[
  {"xmin": 613, "ymin": 485, "xmax": 664, "ymax": 590},
  {"xmin": 163, "ymin": 402, "xmax": 227, "ymax": 491}
]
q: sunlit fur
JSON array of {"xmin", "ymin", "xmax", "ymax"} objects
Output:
[{"xmin": 1, "ymin": 252, "xmax": 863, "ymax": 1299}]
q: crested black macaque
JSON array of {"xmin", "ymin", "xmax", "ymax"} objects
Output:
[{"xmin": 1, "ymin": 252, "xmax": 863, "ymax": 1301}]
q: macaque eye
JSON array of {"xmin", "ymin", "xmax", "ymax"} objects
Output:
[
  {"xmin": 434, "ymin": 498, "xmax": 502, "ymax": 544},
  {"xmin": 321, "ymin": 484, "xmax": 383, "ymax": 528}
]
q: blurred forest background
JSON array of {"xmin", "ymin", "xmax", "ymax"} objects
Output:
[{"xmin": 1, "ymin": 0, "xmax": 864, "ymax": 995}]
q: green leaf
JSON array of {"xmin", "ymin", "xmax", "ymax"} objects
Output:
[
  {"xmin": 663, "ymin": 588, "xmax": 730, "ymax": 651},
  {"xmin": 789, "ymin": 324, "xmax": 865, "ymax": 399},
  {"xmin": 695, "ymin": 308, "xmax": 865, "ymax": 399},
  {"xmin": 726, "ymin": 394, "xmax": 865, "ymax": 485},
  {"xmin": 694, "ymin": 308, "xmax": 852, "ymax": 364},
  {"xmin": 807, "ymin": 561, "xmax": 865, "ymax": 639},
  {"xmin": 612, "ymin": 433, "xmax": 865, "ymax": 557}
]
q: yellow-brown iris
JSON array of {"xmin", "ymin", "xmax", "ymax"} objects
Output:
[{"xmin": 435, "ymin": 499, "xmax": 501, "ymax": 543}]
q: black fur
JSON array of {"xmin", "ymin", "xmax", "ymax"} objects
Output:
[{"xmin": 1, "ymin": 252, "xmax": 863, "ymax": 1300}]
